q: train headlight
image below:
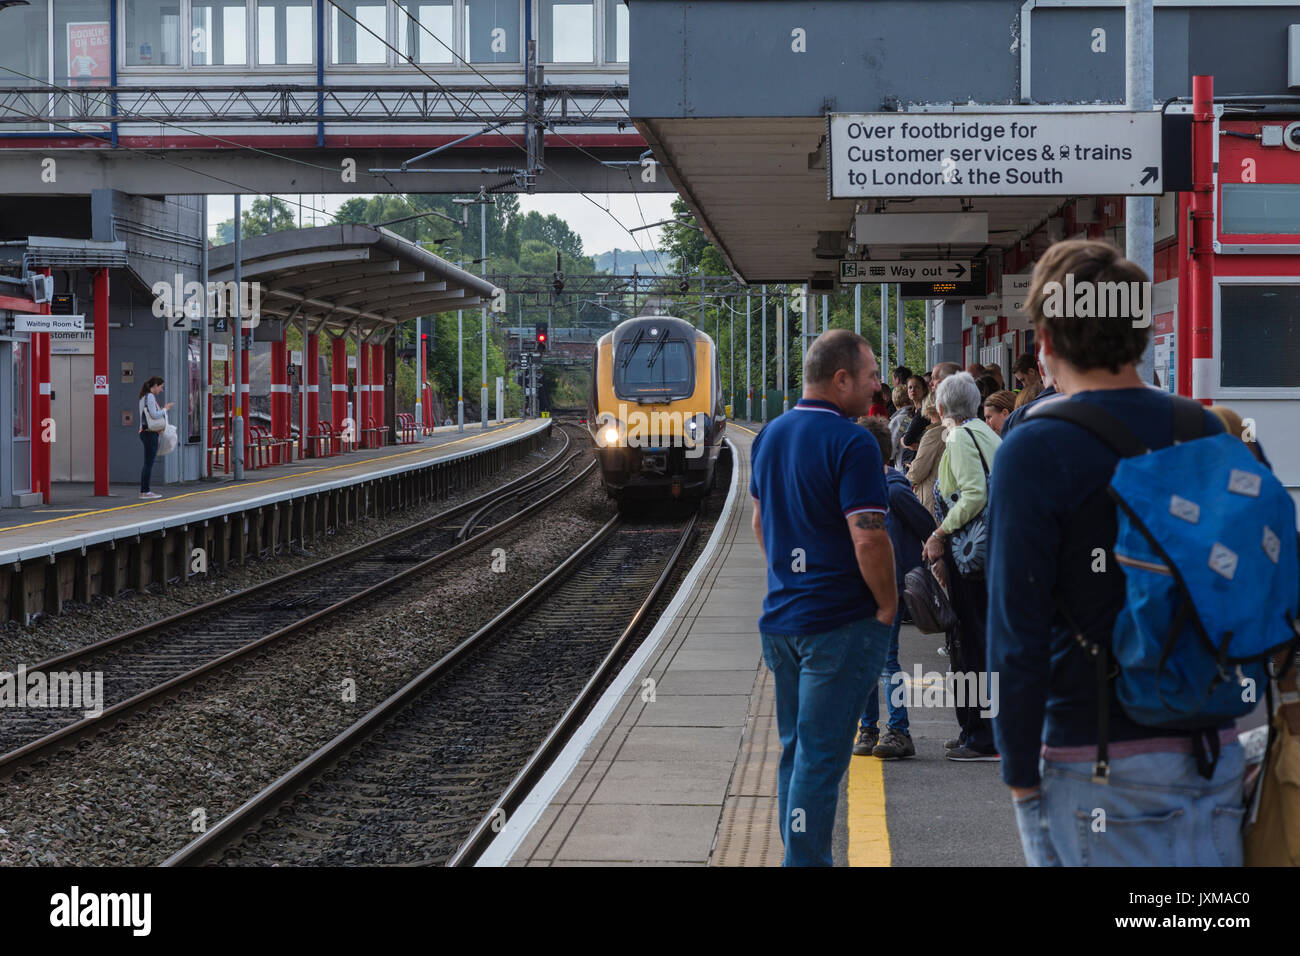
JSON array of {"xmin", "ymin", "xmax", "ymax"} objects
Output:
[
  {"xmin": 687, "ymin": 420, "xmax": 698, "ymax": 432},
  {"xmin": 603, "ymin": 426, "xmax": 620, "ymax": 444}
]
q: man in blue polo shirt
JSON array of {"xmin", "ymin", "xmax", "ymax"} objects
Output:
[{"xmin": 750, "ymin": 328, "xmax": 897, "ymax": 867}]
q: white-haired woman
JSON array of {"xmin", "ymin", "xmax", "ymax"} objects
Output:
[{"xmin": 921, "ymin": 371, "xmax": 1002, "ymax": 761}]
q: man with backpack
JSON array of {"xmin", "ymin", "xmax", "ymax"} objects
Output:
[{"xmin": 987, "ymin": 239, "xmax": 1299, "ymax": 866}]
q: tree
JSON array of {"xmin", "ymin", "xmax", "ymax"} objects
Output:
[
  {"xmin": 658, "ymin": 196, "xmax": 728, "ymax": 276},
  {"xmin": 519, "ymin": 210, "xmax": 584, "ymax": 261},
  {"xmin": 213, "ymin": 196, "xmax": 299, "ymax": 245}
]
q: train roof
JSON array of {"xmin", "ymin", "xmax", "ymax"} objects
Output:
[{"xmin": 597, "ymin": 314, "xmax": 712, "ymax": 349}]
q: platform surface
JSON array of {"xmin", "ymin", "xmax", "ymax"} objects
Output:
[
  {"xmin": 505, "ymin": 422, "xmax": 1022, "ymax": 867},
  {"xmin": 0, "ymin": 419, "xmax": 546, "ymax": 563}
]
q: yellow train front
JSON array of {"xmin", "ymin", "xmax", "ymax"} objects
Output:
[{"xmin": 588, "ymin": 315, "xmax": 726, "ymax": 503}]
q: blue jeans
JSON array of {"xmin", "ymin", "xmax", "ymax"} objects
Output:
[
  {"xmin": 1013, "ymin": 743, "xmax": 1245, "ymax": 867},
  {"xmin": 860, "ymin": 606, "xmax": 909, "ymax": 735},
  {"xmin": 139, "ymin": 429, "xmax": 159, "ymax": 493},
  {"xmin": 761, "ymin": 616, "xmax": 892, "ymax": 867}
]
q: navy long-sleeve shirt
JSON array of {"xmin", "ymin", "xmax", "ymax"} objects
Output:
[
  {"xmin": 885, "ymin": 467, "xmax": 935, "ymax": 594},
  {"xmin": 985, "ymin": 388, "xmax": 1225, "ymax": 787}
]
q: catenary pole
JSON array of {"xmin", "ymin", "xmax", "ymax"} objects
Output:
[
  {"xmin": 232, "ymin": 194, "xmax": 244, "ymax": 480},
  {"xmin": 1128, "ymin": 0, "xmax": 1156, "ymax": 382}
]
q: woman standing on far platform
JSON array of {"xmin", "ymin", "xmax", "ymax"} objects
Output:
[{"xmin": 138, "ymin": 376, "xmax": 173, "ymax": 500}]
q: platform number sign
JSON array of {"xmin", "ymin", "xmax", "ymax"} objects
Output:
[{"xmin": 168, "ymin": 312, "xmax": 194, "ymax": 331}]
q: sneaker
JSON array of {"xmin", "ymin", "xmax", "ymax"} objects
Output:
[
  {"xmin": 937, "ymin": 646, "xmax": 948, "ymax": 656},
  {"xmin": 872, "ymin": 728, "xmax": 915, "ymax": 760},
  {"xmin": 139, "ymin": 492, "xmax": 162, "ymax": 499},
  {"xmin": 944, "ymin": 736, "xmax": 963, "ymax": 750},
  {"xmin": 852, "ymin": 726, "xmax": 879, "ymax": 756},
  {"xmin": 944, "ymin": 744, "xmax": 1000, "ymax": 762}
]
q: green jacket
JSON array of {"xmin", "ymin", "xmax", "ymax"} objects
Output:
[{"xmin": 936, "ymin": 417, "xmax": 1002, "ymax": 535}]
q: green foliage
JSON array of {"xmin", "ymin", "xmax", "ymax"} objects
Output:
[{"xmin": 213, "ymin": 196, "xmax": 299, "ymax": 245}]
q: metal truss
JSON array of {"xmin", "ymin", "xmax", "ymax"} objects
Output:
[
  {"xmin": 0, "ymin": 84, "xmax": 629, "ymax": 126},
  {"xmin": 489, "ymin": 273, "xmax": 751, "ymax": 303}
]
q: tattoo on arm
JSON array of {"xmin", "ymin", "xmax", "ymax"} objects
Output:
[{"xmin": 854, "ymin": 512, "xmax": 886, "ymax": 531}]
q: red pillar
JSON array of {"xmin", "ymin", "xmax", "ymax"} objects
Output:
[
  {"xmin": 1188, "ymin": 74, "xmax": 1215, "ymax": 406},
  {"xmin": 93, "ymin": 268, "xmax": 110, "ymax": 496},
  {"xmin": 358, "ymin": 341, "xmax": 370, "ymax": 446},
  {"xmin": 34, "ymin": 268, "xmax": 51, "ymax": 502},
  {"xmin": 306, "ymin": 331, "xmax": 320, "ymax": 457},
  {"xmin": 1176, "ymin": 191, "xmax": 1192, "ymax": 397},
  {"xmin": 271, "ymin": 330, "xmax": 288, "ymax": 460},
  {"xmin": 331, "ymin": 336, "xmax": 348, "ymax": 446},
  {"xmin": 240, "ymin": 328, "xmax": 252, "ymax": 454},
  {"xmin": 371, "ymin": 340, "xmax": 384, "ymax": 445}
]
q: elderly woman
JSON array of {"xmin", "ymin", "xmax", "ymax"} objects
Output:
[
  {"xmin": 921, "ymin": 371, "xmax": 1002, "ymax": 761},
  {"xmin": 906, "ymin": 392, "xmax": 943, "ymax": 513}
]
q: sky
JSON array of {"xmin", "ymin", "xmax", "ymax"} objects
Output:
[{"xmin": 204, "ymin": 192, "xmax": 678, "ymax": 260}]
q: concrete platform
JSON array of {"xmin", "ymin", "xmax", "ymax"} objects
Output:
[
  {"xmin": 487, "ymin": 422, "xmax": 1023, "ymax": 868},
  {"xmin": 0, "ymin": 418, "xmax": 551, "ymax": 623},
  {"xmin": 0, "ymin": 419, "xmax": 543, "ymax": 562}
]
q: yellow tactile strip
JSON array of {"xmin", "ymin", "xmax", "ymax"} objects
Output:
[{"xmin": 711, "ymin": 670, "xmax": 783, "ymax": 866}]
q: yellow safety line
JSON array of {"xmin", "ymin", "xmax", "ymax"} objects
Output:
[
  {"xmin": 0, "ymin": 422, "xmax": 527, "ymax": 535},
  {"xmin": 730, "ymin": 423, "xmax": 758, "ymax": 437},
  {"xmin": 847, "ymin": 755, "xmax": 892, "ymax": 866}
]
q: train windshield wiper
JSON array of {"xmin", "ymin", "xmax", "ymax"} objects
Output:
[
  {"xmin": 620, "ymin": 328, "xmax": 645, "ymax": 369},
  {"xmin": 644, "ymin": 336, "xmax": 668, "ymax": 375}
]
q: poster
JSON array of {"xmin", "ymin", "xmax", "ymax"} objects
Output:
[{"xmin": 67, "ymin": 23, "xmax": 110, "ymax": 84}]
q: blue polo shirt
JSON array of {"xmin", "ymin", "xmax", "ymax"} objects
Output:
[{"xmin": 749, "ymin": 398, "xmax": 889, "ymax": 634}]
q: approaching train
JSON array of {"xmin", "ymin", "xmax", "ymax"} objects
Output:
[{"xmin": 587, "ymin": 315, "xmax": 726, "ymax": 503}]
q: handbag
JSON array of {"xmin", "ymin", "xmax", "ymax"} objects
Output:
[
  {"xmin": 903, "ymin": 562, "xmax": 958, "ymax": 634},
  {"xmin": 1244, "ymin": 692, "xmax": 1300, "ymax": 866},
  {"xmin": 934, "ymin": 426, "xmax": 991, "ymax": 576},
  {"xmin": 144, "ymin": 399, "xmax": 167, "ymax": 433}
]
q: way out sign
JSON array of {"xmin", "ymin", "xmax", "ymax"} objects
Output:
[
  {"xmin": 828, "ymin": 112, "xmax": 1163, "ymax": 197},
  {"xmin": 840, "ymin": 259, "xmax": 971, "ymax": 283}
]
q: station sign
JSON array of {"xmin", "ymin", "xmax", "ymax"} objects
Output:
[
  {"xmin": 1002, "ymin": 275, "xmax": 1033, "ymax": 317},
  {"xmin": 828, "ymin": 112, "xmax": 1164, "ymax": 198},
  {"xmin": 839, "ymin": 259, "xmax": 972, "ymax": 283},
  {"xmin": 965, "ymin": 298, "xmax": 1002, "ymax": 317},
  {"xmin": 211, "ymin": 343, "xmax": 229, "ymax": 361},
  {"xmin": 13, "ymin": 314, "xmax": 85, "ymax": 333},
  {"xmin": 897, "ymin": 258, "xmax": 990, "ymax": 299}
]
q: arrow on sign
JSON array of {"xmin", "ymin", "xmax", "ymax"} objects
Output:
[
  {"xmin": 948, "ymin": 263, "xmax": 967, "ymax": 279},
  {"xmin": 1140, "ymin": 166, "xmax": 1159, "ymax": 185}
]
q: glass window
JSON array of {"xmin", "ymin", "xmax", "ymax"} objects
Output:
[
  {"xmin": 125, "ymin": 0, "xmax": 183, "ymax": 65},
  {"xmin": 1222, "ymin": 183, "xmax": 1300, "ymax": 235},
  {"xmin": 397, "ymin": 0, "xmax": 453, "ymax": 64},
  {"xmin": 192, "ymin": 0, "xmax": 248, "ymax": 65},
  {"xmin": 56, "ymin": 0, "xmax": 111, "ymax": 82},
  {"xmin": 258, "ymin": 0, "xmax": 313, "ymax": 64},
  {"xmin": 604, "ymin": 0, "xmax": 627, "ymax": 62},
  {"xmin": 464, "ymin": 0, "xmax": 518, "ymax": 63},
  {"xmin": 614, "ymin": 339, "xmax": 693, "ymax": 394},
  {"xmin": 0, "ymin": 0, "xmax": 49, "ymax": 131},
  {"xmin": 540, "ymin": 0, "xmax": 592, "ymax": 63},
  {"xmin": 331, "ymin": 0, "xmax": 387, "ymax": 64},
  {"xmin": 1220, "ymin": 285, "xmax": 1300, "ymax": 388}
]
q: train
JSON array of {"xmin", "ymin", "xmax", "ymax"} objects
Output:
[{"xmin": 587, "ymin": 315, "xmax": 726, "ymax": 504}]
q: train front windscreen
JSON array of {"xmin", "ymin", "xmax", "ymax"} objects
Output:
[{"xmin": 613, "ymin": 334, "xmax": 694, "ymax": 402}]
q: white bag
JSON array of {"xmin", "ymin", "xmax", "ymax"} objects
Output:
[{"xmin": 158, "ymin": 423, "xmax": 178, "ymax": 456}]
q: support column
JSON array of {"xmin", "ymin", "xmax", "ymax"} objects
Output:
[
  {"xmin": 331, "ymin": 335, "xmax": 348, "ymax": 445},
  {"xmin": 1189, "ymin": 73, "xmax": 1215, "ymax": 405},
  {"xmin": 357, "ymin": 340, "xmax": 369, "ymax": 446},
  {"xmin": 240, "ymin": 332, "xmax": 251, "ymax": 457},
  {"xmin": 93, "ymin": 267, "xmax": 110, "ymax": 496},
  {"xmin": 271, "ymin": 329, "xmax": 288, "ymax": 459},
  {"xmin": 34, "ymin": 267, "xmax": 51, "ymax": 502},
  {"xmin": 372, "ymin": 339, "xmax": 385, "ymax": 445},
  {"xmin": 306, "ymin": 331, "xmax": 320, "ymax": 456}
]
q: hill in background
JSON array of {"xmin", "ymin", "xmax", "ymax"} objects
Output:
[{"xmin": 592, "ymin": 248, "xmax": 673, "ymax": 276}]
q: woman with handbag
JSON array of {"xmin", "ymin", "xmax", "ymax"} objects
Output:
[
  {"xmin": 921, "ymin": 372, "xmax": 1002, "ymax": 761},
  {"xmin": 138, "ymin": 376, "xmax": 174, "ymax": 500}
]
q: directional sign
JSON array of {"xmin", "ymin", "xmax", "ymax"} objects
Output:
[
  {"xmin": 840, "ymin": 260, "xmax": 972, "ymax": 284},
  {"xmin": 14, "ymin": 314, "xmax": 85, "ymax": 333},
  {"xmin": 829, "ymin": 112, "xmax": 1163, "ymax": 198},
  {"xmin": 1002, "ymin": 275, "xmax": 1033, "ymax": 317},
  {"xmin": 965, "ymin": 298, "xmax": 1002, "ymax": 317},
  {"xmin": 898, "ymin": 258, "xmax": 990, "ymax": 300}
]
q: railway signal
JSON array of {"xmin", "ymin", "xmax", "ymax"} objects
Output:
[{"xmin": 535, "ymin": 321, "xmax": 548, "ymax": 351}]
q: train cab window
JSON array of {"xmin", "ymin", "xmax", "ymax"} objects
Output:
[{"xmin": 614, "ymin": 336, "xmax": 694, "ymax": 399}]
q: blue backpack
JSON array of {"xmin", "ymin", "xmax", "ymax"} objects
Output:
[{"xmin": 1029, "ymin": 397, "xmax": 1300, "ymax": 780}]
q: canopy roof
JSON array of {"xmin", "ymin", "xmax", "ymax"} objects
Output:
[{"xmin": 208, "ymin": 224, "xmax": 499, "ymax": 338}]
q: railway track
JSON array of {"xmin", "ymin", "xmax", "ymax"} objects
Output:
[
  {"xmin": 0, "ymin": 427, "xmax": 594, "ymax": 774},
  {"xmin": 164, "ymin": 512, "xmax": 699, "ymax": 867}
]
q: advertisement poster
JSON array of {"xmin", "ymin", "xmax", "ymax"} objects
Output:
[{"xmin": 67, "ymin": 22, "xmax": 110, "ymax": 83}]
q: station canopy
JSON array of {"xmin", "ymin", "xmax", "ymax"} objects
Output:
[
  {"xmin": 208, "ymin": 224, "xmax": 500, "ymax": 337},
  {"xmin": 641, "ymin": 118, "xmax": 1069, "ymax": 284}
]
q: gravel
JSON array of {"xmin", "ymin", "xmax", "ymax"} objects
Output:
[
  {"xmin": 0, "ymin": 431, "xmax": 565, "ymax": 673},
  {"xmin": 0, "ymin": 453, "xmax": 616, "ymax": 867}
]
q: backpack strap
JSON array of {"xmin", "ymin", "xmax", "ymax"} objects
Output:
[{"xmin": 1025, "ymin": 398, "xmax": 1149, "ymax": 458}]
